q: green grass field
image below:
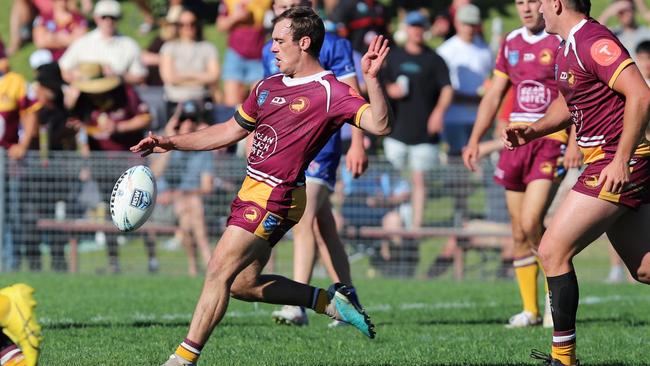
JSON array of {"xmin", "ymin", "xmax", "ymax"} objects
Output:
[{"xmin": 2, "ymin": 270, "xmax": 648, "ymax": 366}]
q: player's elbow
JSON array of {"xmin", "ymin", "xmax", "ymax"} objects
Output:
[{"xmin": 375, "ymin": 123, "xmax": 392, "ymax": 136}]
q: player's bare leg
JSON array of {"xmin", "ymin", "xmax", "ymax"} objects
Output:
[
  {"xmin": 314, "ymin": 199, "xmax": 352, "ymax": 286},
  {"xmin": 606, "ymin": 204, "xmax": 650, "ymax": 284},
  {"xmin": 537, "ymin": 191, "xmax": 627, "ymax": 366},
  {"xmin": 186, "ymin": 194, "xmax": 212, "ymax": 267},
  {"xmin": 504, "ymin": 179, "xmax": 556, "ymax": 328},
  {"xmin": 162, "ymin": 225, "xmax": 375, "ymax": 365},
  {"xmin": 272, "ymin": 182, "xmax": 328, "ymax": 325}
]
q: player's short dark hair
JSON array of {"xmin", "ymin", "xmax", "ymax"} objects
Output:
[
  {"xmin": 564, "ymin": 0, "xmax": 591, "ymax": 15},
  {"xmin": 637, "ymin": 40, "xmax": 650, "ymax": 55},
  {"xmin": 273, "ymin": 6, "xmax": 325, "ymax": 58}
]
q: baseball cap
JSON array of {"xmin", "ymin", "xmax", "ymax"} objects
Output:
[
  {"xmin": 404, "ymin": 11, "xmax": 429, "ymax": 27},
  {"xmin": 456, "ymin": 4, "xmax": 481, "ymax": 25},
  {"xmin": 94, "ymin": 0, "xmax": 121, "ymax": 18},
  {"xmin": 29, "ymin": 49, "xmax": 54, "ymax": 70}
]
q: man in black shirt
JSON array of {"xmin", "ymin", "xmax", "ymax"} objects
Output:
[{"xmin": 381, "ymin": 11, "xmax": 453, "ymax": 229}]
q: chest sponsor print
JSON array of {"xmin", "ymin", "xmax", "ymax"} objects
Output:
[
  {"xmin": 517, "ymin": 80, "xmax": 552, "ymax": 112},
  {"xmin": 249, "ymin": 124, "xmax": 279, "ymax": 165}
]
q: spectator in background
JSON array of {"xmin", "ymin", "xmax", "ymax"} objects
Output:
[
  {"xmin": 638, "ymin": 40, "xmax": 650, "ymax": 85},
  {"xmin": 32, "ymin": 0, "xmax": 88, "ymax": 61},
  {"xmin": 329, "ymin": 0, "xmax": 392, "ymax": 92},
  {"xmin": 0, "ymin": 39, "xmax": 8, "ymax": 75},
  {"xmin": 68, "ymin": 62, "xmax": 151, "ymax": 273},
  {"xmin": 8, "ymin": 0, "xmax": 53, "ymax": 55},
  {"xmin": 381, "ymin": 11, "xmax": 453, "ymax": 229},
  {"xmin": 139, "ymin": 8, "xmax": 182, "ymax": 131},
  {"xmin": 151, "ymin": 101, "xmax": 215, "ymax": 277},
  {"xmin": 431, "ymin": 0, "xmax": 472, "ymax": 40},
  {"xmin": 0, "ymin": 51, "xmax": 41, "ymax": 271},
  {"xmin": 599, "ymin": 0, "xmax": 650, "ymax": 60},
  {"xmin": 59, "ymin": 0, "xmax": 148, "ymax": 85},
  {"xmin": 216, "ymin": 0, "xmax": 270, "ymax": 106},
  {"xmin": 160, "ymin": 8, "xmax": 220, "ymax": 115},
  {"xmin": 437, "ymin": 3, "xmax": 492, "ymax": 157}
]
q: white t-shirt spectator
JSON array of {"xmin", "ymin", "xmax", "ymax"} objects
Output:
[
  {"xmin": 59, "ymin": 29, "xmax": 147, "ymax": 79},
  {"xmin": 437, "ymin": 35, "xmax": 493, "ymax": 124},
  {"xmin": 160, "ymin": 40, "xmax": 219, "ymax": 102}
]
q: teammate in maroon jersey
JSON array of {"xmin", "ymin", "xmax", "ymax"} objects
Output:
[
  {"xmin": 502, "ymin": 1, "xmax": 650, "ymax": 365},
  {"xmin": 131, "ymin": 7, "xmax": 391, "ymax": 366},
  {"xmin": 463, "ymin": 0, "xmax": 580, "ymax": 330}
]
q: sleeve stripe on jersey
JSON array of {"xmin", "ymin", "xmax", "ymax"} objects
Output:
[
  {"xmin": 20, "ymin": 102, "xmax": 42, "ymax": 115},
  {"xmin": 493, "ymin": 69, "xmax": 509, "ymax": 80},
  {"xmin": 608, "ymin": 58, "xmax": 634, "ymax": 88},
  {"xmin": 234, "ymin": 107, "xmax": 256, "ymax": 132},
  {"xmin": 354, "ymin": 103, "xmax": 370, "ymax": 128}
]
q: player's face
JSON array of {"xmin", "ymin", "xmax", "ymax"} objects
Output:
[
  {"xmin": 538, "ymin": 0, "xmax": 558, "ymax": 34},
  {"xmin": 272, "ymin": 0, "xmax": 304, "ymax": 17},
  {"xmin": 271, "ymin": 18, "xmax": 303, "ymax": 76},
  {"xmin": 516, "ymin": 0, "xmax": 544, "ymax": 33}
]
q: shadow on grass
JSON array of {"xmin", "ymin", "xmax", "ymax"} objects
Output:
[
  {"xmin": 376, "ymin": 317, "xmax": 650, "ymax": 327},
  {"xmin": 45, "ymin": 320, "xmax": 274, "ymax": 330}
]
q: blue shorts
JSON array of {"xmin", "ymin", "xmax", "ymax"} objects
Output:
[
  {"xmin": 305, "ymin": 152, "xmax": 341, "ymax": 192},
  {"xmin": 222, "ymin": 48, "xmax": 264, "ymax": 85}
]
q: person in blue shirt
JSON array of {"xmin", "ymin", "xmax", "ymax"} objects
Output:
[{"xmin": 263, "ymin": 0, "xmax": 368, "ymax": 327}]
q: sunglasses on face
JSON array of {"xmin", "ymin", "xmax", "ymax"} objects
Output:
[
  {"xmin": 179, "ymin": 21, "xmax": 196, "ymax": 28},
  {"xmin": 101, "ymin": 15, "xmax": 119, "ymax": 21}
]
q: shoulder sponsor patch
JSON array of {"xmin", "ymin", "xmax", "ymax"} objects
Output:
[{"xmin": 590, "ymin": 39, "xmax": 622, "ymax": 67}]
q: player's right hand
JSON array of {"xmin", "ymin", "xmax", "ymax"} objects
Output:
[
  {"xmin": 462, "ymin": 141, "xmax": 479, "ymax": 172},
  {"xmin": 130, "ymin": 131, "xmax": 173, "ymax": 157},
  {"xmin": 502, "ymin": 124, "xmax": 535, "ymax": 150}
]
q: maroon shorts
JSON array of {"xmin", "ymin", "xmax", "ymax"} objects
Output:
[
  {"xmin": 572, "ymin": 156, "xmax": 650, "ymax": 209},
  {"xmin": 226, "ymin": 198, "xmax": 298, "ymax": 246},
  {"xmin": 494, "ymin": 138, "xmax": 565, "ymax": 192}
]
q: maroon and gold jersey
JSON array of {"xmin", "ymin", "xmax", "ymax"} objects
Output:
[
  {"xmin": 555, "ymin": 18, "xmax": 650, "ymax": 164},
  {"xmin": 234, "ymin": 71, "xmax": 369, "ymax": 220},
  {"xmin": 495, "ymin": 27, "xmax": 564, "ymax": 142},
  {"xmin": 0, "ymin": 72, "xmax": 40, "ymax": 149}
]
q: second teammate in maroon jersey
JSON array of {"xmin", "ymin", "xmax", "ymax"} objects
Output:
[{"xmin": 502, "ymin": 1, "xmax": 650, "ymax": 365}]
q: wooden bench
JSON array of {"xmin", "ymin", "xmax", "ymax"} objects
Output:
[
  {"xmin": 36, "ymin": 219, "xmax": 179, "ymax": 273},
  {"xmin": 344, "ymin": 220, "xmax": 512, "ymax": 280}
]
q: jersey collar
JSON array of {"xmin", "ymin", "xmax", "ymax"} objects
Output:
[{"xmin": 282, "ymin": 70, "xmax": 333, "ymax": 86}]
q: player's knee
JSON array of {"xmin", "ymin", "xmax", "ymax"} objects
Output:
[{"xmin": 537, "ymin": 243, "xmax": 562, "ymax": 272}]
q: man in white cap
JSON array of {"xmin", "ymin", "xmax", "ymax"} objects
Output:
[{"xmin": 59, "ymin": 0, "xmax": 147, "ymax": 85}]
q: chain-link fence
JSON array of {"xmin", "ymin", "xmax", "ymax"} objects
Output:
[{"xmin": 0, "ymin": 149, "xmax": 514, "ymax": 278}]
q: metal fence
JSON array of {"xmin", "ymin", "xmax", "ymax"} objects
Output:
[{"xmin": 0, "ymin": 149, "xmax": 513, "ymax": 278}]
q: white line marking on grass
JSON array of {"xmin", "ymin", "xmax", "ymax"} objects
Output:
[{"xmin": 39, "ymin": 295, "xmax": 650, "ymax": 326}]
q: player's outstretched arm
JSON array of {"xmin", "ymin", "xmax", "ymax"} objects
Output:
[
  {"xmin": 502, "ymin": 94, "xmax": 572, "ymax": 149},
  {"xmin": 130, "ymin": 118, "xmax": 250, "ymax": 157},
  {"xmin": 358, "ymin": 35, "xmax": 392, "ymax": 136}
]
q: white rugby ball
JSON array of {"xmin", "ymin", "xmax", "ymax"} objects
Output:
[{"xmin": 110, "ymin": 165, "xmax": 157, "ymax": 232}]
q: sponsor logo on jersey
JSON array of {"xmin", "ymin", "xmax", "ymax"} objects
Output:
[
  {"xmin": 590, "ymin": 39, "xmax": 622, "ymax": 67},
  {"xmin": 539, "ymin": 49, "xmax": 553, "ymax": 65},
  {"xmin": 583, "ymin": 175, "xmax": 600, "ymax": 189},
  {"xmin": 289, "ymin": 97, "xmax": 310, "ymax": 113},
  {"xmin": 129, "ymin": 189, "xmax": 151, "ymax": 210},
  {"xmin": 523, "ymin": 53, "xmax": 535, "ymax": 62},
  {"xmin": 517, "ymin": 80, "xmax": 552, "ymax": 112},
  {"xmin": 257, "ymin": 90, "xmax": 269, "ymax": 106},
  {"xmin": 508, "ymin": 50, "xmax": 519, "ymax": 66},
  {"xmin": 262, "ymin": 213, "xmax": 281, "ymax": 233},
  {"xmin": 567, "ymin": 71, "xmax": 576, "ymax": 86},
  {"xmin": 539, "ymin": 161, "xmax": 554, "ymax": 175},
  {"xmin": 270, "ymin": 97, "xmax": 286, "ymax": 105},
  {"xmin": 243, "ymin": 206, "xmax": 261, "ymax": 223},
  {"xmin": 249, "ymin": 124, "xmax": 279, "ymax": 165}
]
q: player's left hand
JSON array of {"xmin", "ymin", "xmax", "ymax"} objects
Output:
[
  {"xmin": 361, "ymin": 35, "xmax": 390, "ymax": 79},
  {"xmin": 345, "ymin": 141, "xmax": 368, "ymax": 178},
  {"xmin": 564, "ymin": 140, "xmax": 583, "ymax": 169},
  {"xmin": 597, "ymin": 158, "xmax": 630, "ymax": 195}
]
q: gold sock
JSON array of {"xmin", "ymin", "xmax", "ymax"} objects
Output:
[
  {"xmin": 514, "ymin": 255, "xmax": 539, "ymax": 316},
  {"xmin": 175, "ymin": 343, "xmax": 200, "ymax": 364},
  {"xmin": 0, "ymin": 345, "xmax": 26, "ymax": 366},
  {"xmin": 552, "ymin": 330, "xmax": 576, "ymax": 366}
]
